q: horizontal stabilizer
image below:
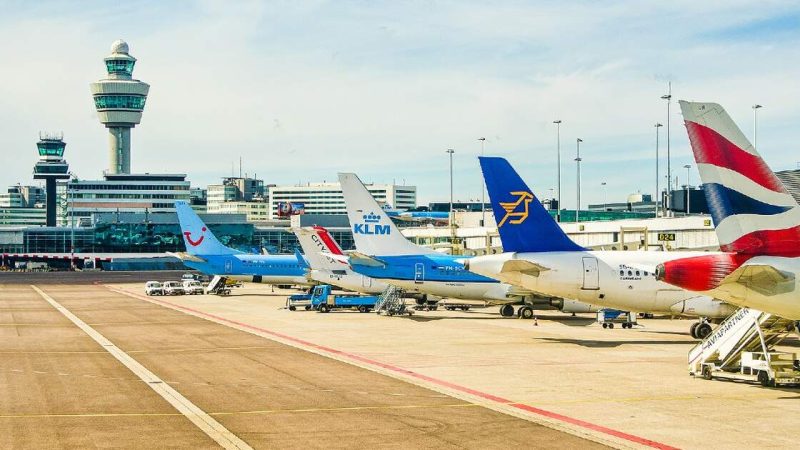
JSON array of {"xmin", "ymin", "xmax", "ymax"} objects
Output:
[
  {"xmin": 501, "ymin": 259, "xmax": 550, "ymax": 276},
  {"xmin": 348, "ymin": 252, "xmax": 387, "ymax": 268},
  {"xmin": 166, "ymin": 251, "xmax": 207, "ymax": 263},
  {"xmin": 721, "ymin": 264, "xmax": 795, "ymax": 297}
]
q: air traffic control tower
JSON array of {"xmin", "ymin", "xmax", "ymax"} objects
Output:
[
  {"xmin": 32, "ymin": 133, "xmax": 70, "ymax": 226},
  {"xmin": 90, "ymin": 40, "xmax": 150, "ymax": 174}
]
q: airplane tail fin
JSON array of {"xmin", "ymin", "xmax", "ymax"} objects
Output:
[
  {"xmin": 293, "ymin": 226, "xmax": 349, "ymax": 270},
  {"xmin": 174, "ymin": 201, "xmax": 240, "ymax": 256},
  {"xmin": 479, "ymin": 156, "xmax": 584, "ymax": 253},
  {"xmin": 679, "ymin": 101, "xmax": 800, "ymax": 256},
  {"xmin": 339, "ymin": 173, "xmax": 436, "ymax": 256}
]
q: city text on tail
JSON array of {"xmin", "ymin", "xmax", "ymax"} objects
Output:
[{"xmin": 479, "ymin": 156, "xmax": 584, "ymax": 253}]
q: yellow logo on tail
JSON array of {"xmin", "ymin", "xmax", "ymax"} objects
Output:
[{"xmin": 498, "ymin": 191, "xmax": 533, "ymax": 227}]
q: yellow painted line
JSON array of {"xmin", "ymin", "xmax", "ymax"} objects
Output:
[
  {"xmin": 31, "ymin": 285, "xmax": 253, "ymax": 450},
  {"xmin": 0, "ymin": 351, "xmax": 109, "ymax": 354},
  {"xmin": 126, "ymin": 346, "xmax": 275, "ymax": 354},
  {"xmin": 0, "ymin": 324, "xmax": 74, "ymax": 327},
  {"xmin": 0, "ymin": 403, "xmax": 475, "ymax": 419}
]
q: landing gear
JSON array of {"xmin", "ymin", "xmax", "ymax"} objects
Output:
[
  {"xmin": 519, "ymin": 307, "xmax": 535, "ymax": 320},
  {"xmin": 500, "ymin": 304, "xmax": 515, "ymax": 317}
]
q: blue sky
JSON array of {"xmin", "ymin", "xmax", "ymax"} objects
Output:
[{"xmin": 1, "ymin": 0, "xmax": 799, "ymax": 206}]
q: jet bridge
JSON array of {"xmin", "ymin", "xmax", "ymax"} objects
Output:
[{"xmin": 689, "ymin": 308, "xmax": 800, "ymax": 387}]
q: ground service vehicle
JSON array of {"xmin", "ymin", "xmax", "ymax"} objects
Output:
[
  {"xmin": 182, "ymin": 280, "xmax": 204, "ymax": 295},
  {"xmin": 144, "ymin": 281, "xmax": 164, "ymax": 296},
  {"xmin": 310, "ymin": 285, "xmax": 379, "ymax": 313},
  {"xmin": 163, "ymin": 281, "xmax": 185, "ymax": 295}
]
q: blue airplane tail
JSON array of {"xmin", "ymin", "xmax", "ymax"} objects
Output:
[
  {"xmin": 479, "ymin": 156, "xmax": 584, "ymax": 253},
  {"xmin": 174, "ymin": 201, "xmax": 240, "ymax": 256}
]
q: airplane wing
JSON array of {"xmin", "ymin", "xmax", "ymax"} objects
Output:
[
  {"xmin": 720, "ymin": 264, "xmax": 795, "ymax": 297},
  {"xmin": 167, "ymin": 252, "xmax": 207, "ymax": 263},
  {"xmin": 500, "ymin": 259, "xmax": 550, "ymax": 276}
]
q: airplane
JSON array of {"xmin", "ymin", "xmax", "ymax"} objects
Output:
[
  {"xmin": 461, "ymin": 156, "xmax": 736, "ymax": 337},
  {"xmin": 336, "ymin": 172, "xmax": 596, "ymax": 316},
  {"xmin": 656, "ymin": 101, "xmax": 800, "ymax": 320},
  {"xmin": 293, "ymin": 225, "xmax": 388, "ymax": 294},
  {"xmin": 172, "ymin": 201, "xmax": 312, "ymax": 286}
]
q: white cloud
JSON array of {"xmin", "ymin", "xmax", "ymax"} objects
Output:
[{"xmin": 0, "ymin": 0, "xmax": 799, "ymax": 207}]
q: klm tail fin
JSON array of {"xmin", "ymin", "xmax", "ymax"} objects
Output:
[
  {"xmin": 293, "ymin": 226, "xmax": 349, "ymax": 270},
  {"xmin": 294, "ymin": 248, "xmax": 309, "ymax": 269},
  {"xmin": 339, "ymin": 173, "xmax": 436, "ymax": 256},
  {"xmin": 479, "ymin": 157, "xmax": 584, "ymax": 253},
  {"xmin": 680, "ymin": 101, "xmax": 800, "ymax": 256},
  {"xmin": 174, "ymin": 201, "xmax": 240, "ymax": 256}
]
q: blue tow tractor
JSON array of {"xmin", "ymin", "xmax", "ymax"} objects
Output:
[
  {"xmin": 310, "ymin": 285, "xmax": 379, "ymax": 313},
  {"xmin": 596, "ymin": 309, "xmax": 638, "ymax": 329}
]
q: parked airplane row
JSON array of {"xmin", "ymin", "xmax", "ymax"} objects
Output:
[{"xmin": 170, "ymin": 100, "xmax": 799, "ymax": 336}]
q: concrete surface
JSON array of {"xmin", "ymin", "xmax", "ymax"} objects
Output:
[
  {"xmin": 0, "ymin": 279, "xmax": 604, "ymax": 449},
  {"xmin": 108, "ymin": 281, "xmax": 800, "ymax": 450}
]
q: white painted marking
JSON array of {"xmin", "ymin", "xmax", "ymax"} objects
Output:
[{"xmin": 31, "ymin": 286, "xmax": 252, "ymax": 450}]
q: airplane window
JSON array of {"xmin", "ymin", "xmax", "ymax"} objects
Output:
[
  {"xmin": 619, "ymin": 270, "xmax": 624, "ymax": 276},
  {"xmin": 627, "ymin": 271, "xmax": 632, "ymax": 276},
  {"xmin": 636, "ymin": 271, "xmax": 640, "ymax": 276},
  {"xmin": 644, "ymin": 271, "xmax": 648, "ymax": 276}
]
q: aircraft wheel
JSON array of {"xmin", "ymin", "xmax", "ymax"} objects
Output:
[
  {"xmin": 520, "ymin": 307, "xmax": 534, "ymax": 320},
  {"xmin": 500, "ymin": 304, "xmax": 515, "ymax": 317},
  {"xmin": 696, "ymin": 323, "xmax": 713, "ymax": 339},
  {"xmin": 690, "ymin": 322, "xmax": 700, "ymax": 339}
]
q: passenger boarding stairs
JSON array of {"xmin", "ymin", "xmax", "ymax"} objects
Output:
[
  {"xmin": 205, "ymin": 275, "xmax": 230, "ymax": 295},
  {"xmin": 375, "ymin": 285, "xmax": 412, "ymax": 316},
  {"xmin": 689, "ymin": 307, "xmax": 797, "ymax": 377}
]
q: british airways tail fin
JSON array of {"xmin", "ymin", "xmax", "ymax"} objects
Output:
[
  {"xmin": 174, "ymin": 201, "xmax": 241, "ymax": 256},
  {"xmin": 479, "ymin": 157, "xmax": 584, "ymax": 253},
  {"xmin": 680, "ymin": 101, "xmax": 800, "ymax": 256},
  {"xmin": 294, "ymin": 226, "xmax": 349, "ymax": 270},
  {"xmin": 339, "ymin": 173, "xmax": 436, "ymax": 256}
]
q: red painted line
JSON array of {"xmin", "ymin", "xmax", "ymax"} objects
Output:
[{"xmin": 108, "ymin": 286, "xmax": 677, "ymax": 450}]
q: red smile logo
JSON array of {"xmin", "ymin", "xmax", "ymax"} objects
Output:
[{"xmin": 184, "ymin": 227, "xmax": 206, "ymax": 247}]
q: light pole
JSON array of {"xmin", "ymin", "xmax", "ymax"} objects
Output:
[
  {"xmin": 661, "ymin": 83, "xmax": 672, "ymax": 216},
  {"xmin": 553, "ymin": 120, "xmax": 562, "ymax": 222},
  {"xmin": 575, "ymin": 138, "xmax": 583, "ymax": 223},
  {"xmin": 752, "ymin": 104, "xmax": 763, "ymax": 150},
  {"xmin": 654, "ymin": 123, "xmax": 663, "ymax": 218},
  {"xmin": 68, "ymin": 172, "xmax": 77, "ymax": 269},
  {"xmin": 446, "ymin": 149, "xmax": 455, "ymax": 238},
  {"xmin": 684, "ymin": 164, "xmax": 691, "ymax": 215},
  {"xmin": 478, "ymin": 137, "xmax": 486, "ymax": 226},
  {"xmin": 601, "ymin": 182, "xmax": 607, "ymax": 211}
]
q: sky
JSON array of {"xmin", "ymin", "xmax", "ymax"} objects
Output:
[{"xmin": 1, "ymin": 0, "xmax": 799, "ymax": 207}]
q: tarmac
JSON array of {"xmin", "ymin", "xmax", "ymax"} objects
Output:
[
  {"xmin": 0, "ymin": 274, "xmax": 606, "ymax": 449},
  {"xmin": 2, "ymin": 272, "xmax": 799, "ymax": 449}
]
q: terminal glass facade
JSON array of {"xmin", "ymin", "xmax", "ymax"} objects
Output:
[{"xmin": 93, "ymin": 95, "xmax": 146, "ymax": 110}]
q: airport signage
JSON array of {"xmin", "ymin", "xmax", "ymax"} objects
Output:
[{"xmin": 658, "ymin": 233, "xmax": 676, "ymax": 241}]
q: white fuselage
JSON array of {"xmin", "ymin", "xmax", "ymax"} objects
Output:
[
  {"xmin": 380, "ymin": 278, "xmax": 520, "ymax": 304},
  {"xmin": 308, "ymin": 269, "xmax": 388, "ymax": 295},
  {"xmin": 467, "ymin": 250, "xmax": 734, "ymax": 317},
  {"xmin": 705, "ymin": 256, "xmax": 800, "ymax": 320}
]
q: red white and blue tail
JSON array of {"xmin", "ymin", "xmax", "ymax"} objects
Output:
[{"xmin": 680, "ymin": 101, "xmax": 800, "ymax": 256}]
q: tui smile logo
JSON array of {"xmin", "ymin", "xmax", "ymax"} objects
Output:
[
  {"xmin": 184, "ymin": 227, "xmax": 206, "ymax": 247},
  {"xmin": 498, "ymin": 191, "xmax": 533, "ymax": 227}
]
